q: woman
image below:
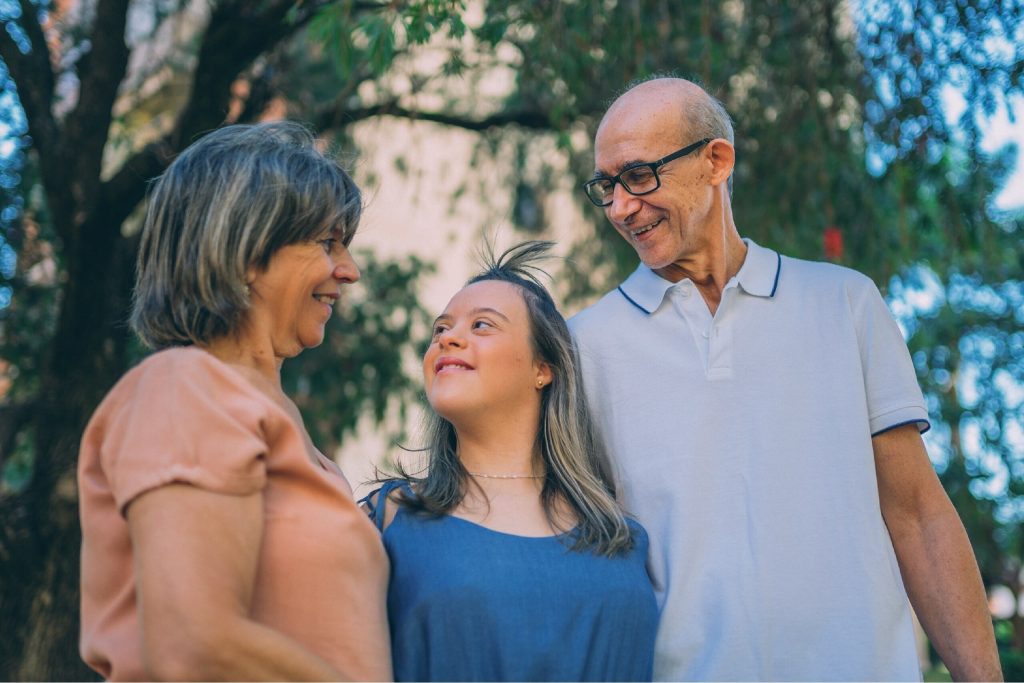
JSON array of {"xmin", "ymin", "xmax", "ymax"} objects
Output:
[
  {"xmin": 366, "ymin": 241, "xmax": 658, "ymax": 681},
  {"xmin": 78, "ymin": 122, "xmax": 390, "ymax": 681}
]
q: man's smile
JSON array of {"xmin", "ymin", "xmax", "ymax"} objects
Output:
[{"xmin": 628, "ymin": 218, "xmax": 663, "ymax": 240}]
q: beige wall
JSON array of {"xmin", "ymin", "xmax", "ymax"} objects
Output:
[{"xmin": 336, "ymin": 116, "xmax": 594, "ymax": 495}]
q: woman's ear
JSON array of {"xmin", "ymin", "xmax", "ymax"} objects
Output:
[{"xmin": 535, "ymin": 362, "xmax": 553, "ymax": 389}]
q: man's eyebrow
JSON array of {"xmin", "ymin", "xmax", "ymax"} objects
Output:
[{"xmin": 593, "ymin": 158, "xmax": 650, "ymax": 178}]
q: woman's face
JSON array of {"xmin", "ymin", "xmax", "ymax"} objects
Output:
[
  {"xmin": 423, "ymin": 280, "xmax": 551, "ymax": 424},
  {"xmin": 246, "ymin": 227, "xmax": 359, "ymax": 359}
]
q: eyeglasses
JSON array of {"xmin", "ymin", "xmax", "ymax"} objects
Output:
[{"xmin": 583, "ymin": 138, "xmax": 712, "ymax": 207}]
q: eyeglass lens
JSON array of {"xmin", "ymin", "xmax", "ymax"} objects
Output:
[{"xmin": 586, "ymin": 165, "xmax": 658, "ymax": 204}]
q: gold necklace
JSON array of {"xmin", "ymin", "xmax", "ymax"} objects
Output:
[{"xmin": 467, "ymin": 471, "xmax": 544, "ymax": 479}]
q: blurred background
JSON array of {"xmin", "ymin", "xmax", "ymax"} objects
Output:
[{"xmin": 0, "ymin": 0, "xmax": 1021, "ymax": 679}]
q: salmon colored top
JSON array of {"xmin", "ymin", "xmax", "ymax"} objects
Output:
[{"xmin": 78, "ymin": 346, "xmax": 391, "ymax": 681}]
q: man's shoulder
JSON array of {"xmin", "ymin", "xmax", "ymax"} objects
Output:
[
  {"xmin": 778, "ymin": 252, "xmax": 879, "ymax": 297},
  {"xmin": 567, "ymin": 287, "xmax": 637, "ymax": 335}
]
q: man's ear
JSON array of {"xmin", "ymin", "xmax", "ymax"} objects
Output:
[{"xmin": 707, "ymin": 139, "xmax": 735, "ymax": 188}]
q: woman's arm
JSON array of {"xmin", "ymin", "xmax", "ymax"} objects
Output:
[{"xmin": 127, "ymin": 483, "xmax": 345, "ymax": 681}]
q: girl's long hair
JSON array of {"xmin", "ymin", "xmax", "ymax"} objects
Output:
[{"xmin": 392, "ymin": 241, "xmax": 633, "ymax": 556}]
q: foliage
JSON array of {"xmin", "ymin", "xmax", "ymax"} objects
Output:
[
  {"xmin": 0, "ymin": 0, "xmax": 1021, "ymax": 678},
  {"xmin": 453, "ymin": 0, "xmax": 1024, "ymax": 665},
  {"xmin": 283, "ymin": 251, "xmax": 434, "ymax": 455}
]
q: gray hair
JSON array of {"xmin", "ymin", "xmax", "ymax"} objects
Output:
[
  {"xmin": 396, "ymin": 241, "xmax": 634, "ymax": 557},
  {"xmin": 131, "ymin": 121, "xmax": 362, "ymax": 349}
]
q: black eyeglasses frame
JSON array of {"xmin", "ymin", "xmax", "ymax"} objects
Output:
[{"xmin": 583, "ymin": 137, "xmax": 713, "ymax": 207}]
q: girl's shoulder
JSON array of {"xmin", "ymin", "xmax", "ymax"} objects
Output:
[{"xmin": 360, "ymin": 479, "xmax": 416, "ymax": 531}]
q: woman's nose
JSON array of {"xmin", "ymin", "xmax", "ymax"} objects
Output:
[{"xmin": 333, "ymin": 247, "xmax": 360, "ymax": 284}]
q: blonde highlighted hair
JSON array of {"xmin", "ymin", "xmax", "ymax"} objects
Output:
[{"xmin": 131, "ymin": 121, "xmax": 362, "ymax": 348}]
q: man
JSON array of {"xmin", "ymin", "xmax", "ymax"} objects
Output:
[{"xmin": 568, "ymin": 77, "xmax": 1001, "ymax": 681}]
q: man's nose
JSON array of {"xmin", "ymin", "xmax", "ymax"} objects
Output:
[
  {"xmin": 333, "ymin": 247, "xmax": 360, "ymax": 284},
  {"xmin": 605, "ymin": 182, "xmax": 641, "ymax": 224}
]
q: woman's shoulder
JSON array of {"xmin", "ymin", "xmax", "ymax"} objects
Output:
[
  {"xmin": 131, "ymin": 345, "xmax": 243, "ymax": 380},
  {"xmin": 89, "ymin": 346, "xmax": 270, "ymax": 438},
  {"xmin": 122, "ymin": 347, "xmax": 266, "ymax": 402}
]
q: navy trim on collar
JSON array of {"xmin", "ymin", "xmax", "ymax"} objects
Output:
[
  {"xmin": 735, "ymin": 238, "xmax": 782, "ymax": 298},
  {"xmin": 617, "ymin": 265, "xmax": 675, "ymax": 315},
  {"xmin": 616, "ymin": 238, "xmax": 782, "ymax": 314},
  {"xmin": 616, "ymin": 286, "xmax": 648, "ymax": 314},
  {"xmin": 771, "ymin": 252, "xmax": 781, "ymax": 296}
]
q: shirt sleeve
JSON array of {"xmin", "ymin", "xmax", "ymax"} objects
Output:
[
  {"xmin": 96, "ymin": 350, "xmax": 269, "ymax": 515},
  {"xmin": 850, "ymin": 278, "xmax": 931, "ymax": 437}
]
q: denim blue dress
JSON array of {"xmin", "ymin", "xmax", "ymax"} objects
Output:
[{"xmin": 365, "ymin": 480, "xmax": 658, "ymax": 682}]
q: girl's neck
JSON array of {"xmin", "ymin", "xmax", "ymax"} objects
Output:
[
  {"xmin": 453, "ymin": 412, "xmax": 543, "ymax": 478},
  {"xmin": 457, "ymin": 439, "xmax": 542, "ymax": 479}
]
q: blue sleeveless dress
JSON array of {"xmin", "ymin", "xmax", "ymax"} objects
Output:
[{"xmin": 365, "ymin": 480, "xmax": 658, "ymax": 682}]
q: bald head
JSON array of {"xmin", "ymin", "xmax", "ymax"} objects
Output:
[
  {"xmin": 595, "ymin": 77, "xmax": 734, "ymax": 196},
  {"xmin": 599, "ymin": 77, "xmax": 734, "ymax": 147}
]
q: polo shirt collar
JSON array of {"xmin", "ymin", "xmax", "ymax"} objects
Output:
[
  {"xmin": 735, "ymin": 238, "xmax": 782, "ymax": 298},
  {"xmin": 617, "ymin": 238, "xmax": 781, "ymax": 315}
]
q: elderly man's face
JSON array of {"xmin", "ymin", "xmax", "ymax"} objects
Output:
[{"xmin": 594, "ymin": 94, "xmax": 716, "ymax": 272}]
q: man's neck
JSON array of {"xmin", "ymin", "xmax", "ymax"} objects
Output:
[{"xmin": 655, "ymin": 229, "xmax": 747, "ymax": 316}]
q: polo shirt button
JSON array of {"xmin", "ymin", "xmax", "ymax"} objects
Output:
[{"xmin": 702, "ymin": 329, "xmax": 710, "ymax": 338}]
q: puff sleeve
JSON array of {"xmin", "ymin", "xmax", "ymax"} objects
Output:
[{"xmin": 86, "ymin": 348, "xmax": 270, "ymax": 515}]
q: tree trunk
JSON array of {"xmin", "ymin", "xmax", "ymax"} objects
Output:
[{"xmin": 0, "ymin": 207, "xmax": 135, "ymax": 679}]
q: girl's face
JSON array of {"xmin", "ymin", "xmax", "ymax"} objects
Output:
[{"xmin": 423, "ymin": 280, "xmax": 550, "ymax": 425}]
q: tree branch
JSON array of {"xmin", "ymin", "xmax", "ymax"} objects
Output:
[
  {"xmin": 314, "ymin": 101, "xmax": 553, "ymax": 133},
  {"xmin": 98, "ymin": 140, "xmax": 175, "ymax": 231},
  {"xmin": 62, "ymin": 0, "xmax": 131, "ymax": 224},
  {"xmin": 0, "ymin": 401, "xmax": 35, "ymax": 474},
  {"xmin": 97, "ymin": 1, "xmax": 329, "ymax": 235},
  {"xmin": 0, "ymin": 2, "xmax": 69, "ymax": 231},
  {"xmin": 170, "ymin": 0, "xmax": 323, "ymax": 148}
]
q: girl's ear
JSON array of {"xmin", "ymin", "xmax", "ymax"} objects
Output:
[{"xmin": 535, "ymin": 362, "xmax": 553, "ymax": 389}]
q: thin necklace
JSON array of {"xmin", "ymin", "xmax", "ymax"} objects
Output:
[{"xmin": 467, "ymin": 471, "xmax": 544, "ymax": 479}]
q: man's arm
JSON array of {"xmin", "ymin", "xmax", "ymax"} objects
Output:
[{"xmin": 874, "ymin": 424, "xmax": 1002, "ymax": 681}]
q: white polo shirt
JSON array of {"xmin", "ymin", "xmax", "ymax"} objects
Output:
[{"xmin": 569, "ymin": 239, "xmax": 929, "ymax": 682}]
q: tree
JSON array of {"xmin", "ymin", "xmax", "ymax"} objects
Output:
[
  {"xmin": 1, "ymin": 0, "xmax": 1021, "ymax": 678},
  {"xmin": 0, "ymin": 1, "xmax": 477, "ymax": 677}
]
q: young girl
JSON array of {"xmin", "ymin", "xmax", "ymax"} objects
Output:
[{"xmin": 366, "ymin": 241, "xmax": 657, "ymax": 681}]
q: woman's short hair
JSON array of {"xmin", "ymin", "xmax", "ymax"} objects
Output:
[
  {"xmin": 131, "ymin": 121, "xmax": 362, "ymax": 349},
  {"xmin": 398, "ymin": 241, "xmax": 634, "ymax": 557}
]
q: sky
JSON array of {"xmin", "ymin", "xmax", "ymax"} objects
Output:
[{"xmin": 943, "ymin": 88, "xmax": 1024, "ymax": 212}]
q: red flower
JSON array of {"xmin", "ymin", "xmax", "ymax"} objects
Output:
[{"xmin": 824, "ymin": 226, "xmax": 844, "ymax": 261}]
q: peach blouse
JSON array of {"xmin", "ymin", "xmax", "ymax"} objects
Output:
[{"xmin": 78, "ymin": 346, "xmax": 391, "ymax": 681}]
